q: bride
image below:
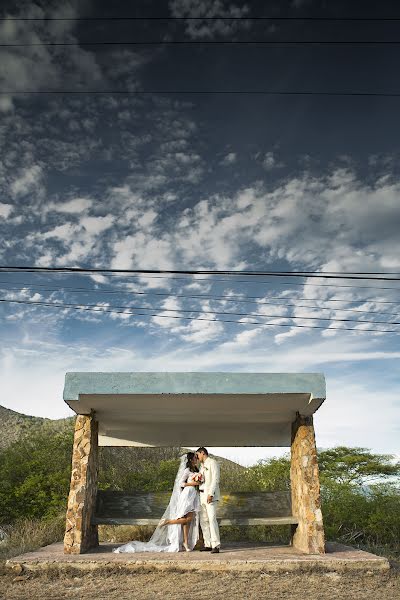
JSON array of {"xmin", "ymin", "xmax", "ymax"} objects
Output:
[{"xmin": 113, "ymin": 452, "xmax": 201, "ymax": 553}]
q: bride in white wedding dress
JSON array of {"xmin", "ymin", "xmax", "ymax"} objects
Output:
[{"xmin": 113, "ymin": 452, "xmax": 201, "ymax": 553}]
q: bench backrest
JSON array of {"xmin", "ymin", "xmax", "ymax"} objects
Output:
[{"xmin": 94, "ymin": 490, "xmax": 294, "ymax": 525}]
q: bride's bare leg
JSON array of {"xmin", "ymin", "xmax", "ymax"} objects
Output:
[
  {"xmin": 161, "ymin": 512, "xmax": 194, "ymax": 527},
  {"xmin": 183, "ymin": 522, "xmax": 190, "ymax": 546}
]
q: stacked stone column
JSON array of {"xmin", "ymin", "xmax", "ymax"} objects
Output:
[
  {"xmin": 64, "ymin": 412, "xmax": 99, "ymax": 554},
  {"xmin": 290, "ymin": 412, "xmax": 325, "ymax": 554}
]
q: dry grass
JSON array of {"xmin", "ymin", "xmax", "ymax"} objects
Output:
[
  {"xmin": 2, "ymin": 569, "xmax": 400, "ymax": 600},
  {"xmin": 0, "ymin": 515, "xmax": 65, "ymax": 562},
  {"xmin": 1, "ymin": 518, "xmax": 400, "ymax": 600},
  {"xmin": 98, "ymin": 524, "xmax": 154, "ymax": 544},
  {"xmin": 1, "ymin": 516, "xmax": 398, "ymax": 567}
]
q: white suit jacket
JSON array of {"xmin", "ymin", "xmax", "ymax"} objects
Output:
[{"xmin": 199, "ymin": 456, "xmax": 220, "ymax": 501}]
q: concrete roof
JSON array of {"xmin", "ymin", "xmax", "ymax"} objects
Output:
[{"xmin": 64, "ymin": 372, "xmax": 326, "ymax": 447}]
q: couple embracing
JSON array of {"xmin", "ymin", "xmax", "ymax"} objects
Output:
[{"xmin": 113, "ymin": 447, "xmax": 221, "ymax": 554}]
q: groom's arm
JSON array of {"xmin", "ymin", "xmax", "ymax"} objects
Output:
[
  {"xmin": 207, "ymin": 459, "xmax": 220, "ymax": 502},
  {"xmin": 212, "ymin": 459, "xmax": 220, "ymax": 496}
]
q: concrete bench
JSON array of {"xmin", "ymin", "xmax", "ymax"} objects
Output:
[{"xmin": 93, "ymin": 490, "xmax": 299, "ymax": 527}]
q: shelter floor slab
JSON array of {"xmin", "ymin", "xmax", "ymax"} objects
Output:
[{"xmin": 6, "ymin": 542, "xmax": 389, "ymax": 574}]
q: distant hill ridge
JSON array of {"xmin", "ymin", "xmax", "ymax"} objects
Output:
[
  {"xmin": 0, "ymin": 405, "xmax": 242, "ymax": 472},
  {"xmin": 0, "ymin": 404, "xmax": 74, "ymax": 450}
]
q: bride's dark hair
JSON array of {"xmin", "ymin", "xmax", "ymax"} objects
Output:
[{"xmin": 186, "ymin": 452, "xmax": 199, "ymax": 472}]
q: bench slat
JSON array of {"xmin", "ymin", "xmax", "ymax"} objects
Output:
[
  {"xmin": 93, "ymin": 516, "xmax": 298, "ymax": 526},
  {"xmin": 218, "ymin": 517, "xmax": 298, "ymax": 526},
  {"xmin": 94, "ymin": 490, "xmax": 295, "ymax": 526}
]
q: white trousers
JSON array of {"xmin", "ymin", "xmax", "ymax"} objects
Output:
[{"xmin": 199, "ymin": 495, "xmax": 220, "ymax": 548}]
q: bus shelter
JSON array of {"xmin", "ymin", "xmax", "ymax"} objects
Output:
[{"xmin": 62, "ymin": 372, "xmax": 326, "ymax": 555}]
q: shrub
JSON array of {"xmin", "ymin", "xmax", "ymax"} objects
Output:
[{"xmin": 0, "ymin": 429, "xmax": 73, "ymax": 523}]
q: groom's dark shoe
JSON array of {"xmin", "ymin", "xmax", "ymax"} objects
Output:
[
  {"xmin": 200, "ymin": 546, "xmax": 212, "ymax": 552},
  {"xmin": 211, "ymin": 546, "xmax": 220, "ymax": 554}
]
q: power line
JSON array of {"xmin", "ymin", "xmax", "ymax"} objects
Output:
[
  {"xmin": 2, "ymin": 271, "xmax": 400, "ymax": 291},
  {"xmin": 3, "ymin": 90, "xmax": 400, "ymax": 97},
  {"xmin": 1, "ymin": 280, "xmax": 399, "ymax": 306},
  {"xmin": 4, "ymin": 40, "xmax": 400, "ymax": 46},
  {"xmin": 1, "ymin": 295, "xmax": 399, "ymax": 327},
  {"xmin": 1, "ymin": 267, "xmax": 399, "ymax": 292},
  {"xmin": 0, "ymin": 266, "xmax": 399, "ymax": 281},
  {"xmin": 0, "ymin": 297, "xmax": 398, "ymax": 333},
  {"xmin": 112, "ymin": 274, "xmax": 400, "ymax": 291},
  {"xmin": 4, "ymin": 17, "xmax": 400, "ymax": 22},
  {"xmin": 0, "ymin": 283, "xmax": 398, "ymax": 316}
]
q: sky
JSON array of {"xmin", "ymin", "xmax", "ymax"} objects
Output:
[{"xmin": 0, "ymin": 0, "xmax": 399, "ymax": 466}]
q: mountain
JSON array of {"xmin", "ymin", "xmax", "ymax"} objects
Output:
[
  {"xmin": 0, "ymin": 405, "xmax": 74, "ymax": 450},
  {"xmin": 0, "ymin": 405, "xmax": 242, "ymax": 472}
]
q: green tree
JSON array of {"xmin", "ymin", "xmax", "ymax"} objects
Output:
[
  {"xmin": 318, "ymin": 447, "xmax": 400, "ymax": 485},
  {"xmin": 243, "ymin": 455, "xmax": 291, "ymax": 491},
  {"xmin": 0, "ymin": 429, "xmax": 73, "ymax": 523}
]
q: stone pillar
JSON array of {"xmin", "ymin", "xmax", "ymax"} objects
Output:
[
  {"xmin": 64, "ymin": 412, "xmax": 99, "ymax": 554},
  {"xmin": 290, "ymin": 412, "xmax": 325, "ymax": 554}
]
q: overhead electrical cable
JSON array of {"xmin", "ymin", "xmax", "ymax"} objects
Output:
[
  {"xmin": 0, "ymin": 296, "xmax": 399, "ymax": 327},
  {"xmin": 0, "ymin": 266, "xmax": 399, "ymax": 280},
  {"xmin": 1, "ymin": 280, "xmax": 398, "ymax": 305},
  {"xmin": 0, "ymin": 283, "xmax": 398, "ymax": 316},
  {"xmin": 104, "ymin": 275, "xmax": 400, "ymax": 290},
  {"xmin": 3, "ymin": 90, "xmax": 400, "ymax": 97},
  {"xmin": 0, "ymin": 267, "xmax": 399, "ymax": 291},
  {"xmin": 4, "ymin": 40, "xmax": 400, "ymax": 46},
  {"xmin": 1, "ymin": 273, "xmax": 399, "ymax": 291},
  {"xmin": 0, "ymin": 298, "xmax": 398, "ymax": 333},
  {"xmin": 5, "ymin": 17, "xmax": 400, "ymax": 22}
]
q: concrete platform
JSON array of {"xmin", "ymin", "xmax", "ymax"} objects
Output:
[{"xmin": 6, "ymin": 542, "xmax": 390, "ymax": 575}]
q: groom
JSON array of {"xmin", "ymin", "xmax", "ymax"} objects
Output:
[{"xmin": 196, "ymin": 447, "xmax": 221, "ymax": 553}]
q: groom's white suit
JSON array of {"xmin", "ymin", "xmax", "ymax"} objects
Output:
[{"xmin": 199, "ymin": 456, "xmax": 221, "ymax": 549}]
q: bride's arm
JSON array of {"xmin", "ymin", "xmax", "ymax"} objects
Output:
[
  {"xmin": 179, "ymin": 467, "xmax": 190, "ymax": 488},
  {"xmin": 182, "ymin": 472, "xmax": 201, "ymax": 487}
]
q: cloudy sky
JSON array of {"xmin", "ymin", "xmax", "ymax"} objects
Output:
[{"xmin": 0, "ymin": 0, "xmax": 399, "ymax": 465}]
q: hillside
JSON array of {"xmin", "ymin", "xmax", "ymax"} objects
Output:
[
  {"xmin": 0, "ymin": 405, "xmax": 74, "ymax": 450},
  {"xmin": 0, "ymin": 405, "xmax": 242, "ymax": 473}
]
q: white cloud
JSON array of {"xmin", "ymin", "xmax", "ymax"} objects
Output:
[
  {"xmin": 102, "ymin": 48, "xmax": 154, "ymax": 91},
  {"xmin": 262, "ymin": 151, "xmax": 284, "ymax": 171},
  {"xmin": 36, "ymin": 215, "xmax": 115, "ymax": 266},
  {"xmin": 180, "ymin": 315, "xmax": 223, "ymax": 343},
  {"xmin": 0, "ymin": 203, "xmax": 13, "ymax": 219},
  {"xmin": 0, "ymin": 2, "xmax": 102, "ymax": 111},
  {"xmin": 112, "ymin": 233, "xmax": 175, "ymax": 271},
  {"xmin": 169, "ymin": 0, "xmax": 250, "ymax": 39},
  {"xmin": 136, "ymin": 210, "xmax": 158, "ymax": 228},
  {"xmin": 42, "ymin": 223, "xmax": 76, "ymax": 242},
  {"xmin": 10, "ymin": 165, "xmax": 43, "ymax": 198},
  {"xmin": 0, "ymin": 95, "xmax": 13, "ymax": 113},
  {"xmin": 81, "ymin": 215, "xmax": 114, "ymax": 235},
  {"xmin": 171, "ymin": 169, "xmax": 400, "ymax": 277},
  {"xmin": 220, "ymin": 327, "xmax": 261, "ymax": 350},
  {"xmin": 50, "ymin": 198, "xmax": 93, "ymax": 214},
  {"xmin": 151, "ymin": 297, "xmax": 183, "ymax": 328},
  {"xmin": 3, "ymin": 166, "xmax": 400, "ymax": 341},
  {"xmin": 0, "ymin": 334, "xmax": 399, "ymax": 461},
  {"xmin": 220, "ymin": 152, "xmax": 237, "ymax": 165}
]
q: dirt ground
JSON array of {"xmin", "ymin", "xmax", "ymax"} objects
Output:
[{"xmin": 1, "ymin": 567, "xmax": 400, "ymax": 600}]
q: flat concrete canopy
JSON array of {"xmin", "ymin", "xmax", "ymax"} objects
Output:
[{"xmin": 64, "ymin": 372, "xmax": 326, "ymax": 447}]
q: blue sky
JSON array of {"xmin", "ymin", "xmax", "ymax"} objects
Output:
[{"xmin": 0, "ymin": 0, "xmax": 399, "ymax": 465}]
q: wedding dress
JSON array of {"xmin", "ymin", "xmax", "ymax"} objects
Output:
[{"xmin": 113, "ymin": 454, "xmax": 200, "ymax": 553}]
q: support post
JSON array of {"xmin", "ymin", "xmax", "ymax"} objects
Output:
[
  {"xmin": 64, "ymin": 412, "xmax": 99, "ymax": 554},
  {"xmin": 290, "ymin": 412, "xmax": 325, "ymax": 554}
]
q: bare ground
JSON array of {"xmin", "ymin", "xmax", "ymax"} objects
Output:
[{"xmin": 1, "ymin": 567, "xmax": 400, "ymax": 600}]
